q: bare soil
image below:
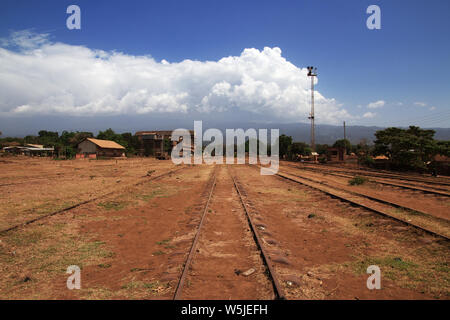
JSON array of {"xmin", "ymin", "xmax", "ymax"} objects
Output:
[{"xmin": 0, "ymin": 158, "xmax": 448, "ymax": 300}]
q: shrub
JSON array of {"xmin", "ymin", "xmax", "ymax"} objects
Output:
[
  {"xmin": 359, "ymin": 155, "xmax": 375, "ymax": 167},
  {"xmin": 348, "ymin": 176, "xmax": 368, "ymax": 186}
]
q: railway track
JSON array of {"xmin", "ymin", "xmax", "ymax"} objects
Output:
[
  {"xmin": 0, "ymin": 165, "xmax": 189, "ymax": 234},
  {"xmin": 292, "ymin": 162, "xmax": 450, "ymax": 188},
  {"xmin": 280, "ymin": 167, "xmax": 450, "ymax": 224},
  {"xmin": 173, "ymin": 165, "xmax": 285, "ymax": 300},
  {"xmin": 173, "ymin": 166, "xmax": 218, "ymax": 300},
  {"xmin": 282, "ymin": 163, "xmax": 450, "ymax": 197},
  {"xmin": 255, "ymin": 165, "xmax": 450, "ymax": 241},
  {"xmin": 229, "ymin": 167, "xmax": 285, "ymax": 300}
]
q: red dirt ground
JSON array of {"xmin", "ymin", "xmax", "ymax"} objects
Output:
[{"xmin": 0, "ymin": 159, "xmax": 448, "ymax": 300}]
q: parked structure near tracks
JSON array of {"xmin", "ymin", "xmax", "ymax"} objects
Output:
[
  {"xmin": 135, "ymin": 130, "xmax": 195, "ymax": 159},
  {"xmin": 76, "ymin": 138, "xmax": 125, "ymax": 159}
]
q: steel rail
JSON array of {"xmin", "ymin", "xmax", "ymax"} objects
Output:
[
  {"xmin": 279, "ymin": 168, "xmax": 450, "ymax": 226},
  {"xmin": 282, "ymin": 163, "xmax": 450, "ymax": 197},
  {"xmin": 228, "ymin": 167, "xmax": 286, "ymax": 300},
  {"xmin": 291, "ymin": 162, "xmax": 450, "ymax": 187},
  {"xmin": 173, "ymin": 167, "xmax": 217, "ymax": 300},
  {"xmin": 254, "ymin": 165, "xmax": 449, "ymax": 241}
]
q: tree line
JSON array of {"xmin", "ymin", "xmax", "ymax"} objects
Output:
[
  {"xmin": 0, "ymin": 129, "xmax": 141, "ymax": 158},
  {"xmin": 1, "ymin": 126, "xmax": 449, "ymax": 170},
  {"xmin": 278, "ymin": 126, "xmax": 449, "ymax": 170}
]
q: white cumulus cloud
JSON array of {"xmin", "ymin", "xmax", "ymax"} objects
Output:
[
  {"xmin": 363, "ymin": 112, "xmax": 376, "ymax": 118},
  {"xmin": 367, "ymin": 100, "xmax": 385, "ymax": 109},
  {"xmin": 0, "ymin": 30, "xmax": 351, "ymax": 124},
  {"xmin": 414, "ymin": 102, "xmax": 427, "ymax": 107}
]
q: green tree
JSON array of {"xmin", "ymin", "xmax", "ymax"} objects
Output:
[
  {"xmin": 288, "ymin": 142, "xmax": 311, "ymax": 160},
  {"xmin": 97, "ymin": 129, "xmax": 127, "ymax": 149},
  {"xmin": 70, "ymin": 132, "xmax": 94, "ymax": 146},
  {"xmin": 60, "ymin": 131, "xmax": 76, "ymax": 146},
  {"xmin": 278, "ymin": 134, "xmax": 293, "ymax": 159},
  {"xmin": 333, "ymin": 139, "xmax": 352, "ymax": 154},
  {"xmin": 373, "ymin": 126, "xmax": 438, "ymax": 170},
  {"xmin": 36, "ymin": 130, "xmax": 59, "ymax": 147},
  {"xmin": 315, "ymin": 144, "xmax": 329, "ymax": 155},
  {"xmin": 436, "ymin": 140, "xmax": 450, "ymax": 157},
  {"xmin": 121, "ymin": 132, "xmax": 140, "ymax": 155}
]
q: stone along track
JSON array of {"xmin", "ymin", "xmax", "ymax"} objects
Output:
[
  {"xmin": 0, "ymin": 165, "xmax": 189, "ymax": 234},
  {"xmin": 173, "ymin": 165, "xmax": 283, "ymax": 300},
  {"xmin": 263, "ymin": 166, "xmax": 450, "ymax": 240}
]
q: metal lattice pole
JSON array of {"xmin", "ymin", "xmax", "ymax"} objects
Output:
[{"xmin": 307, "ymin": 66, "xmax": 317, "ymax": 153}]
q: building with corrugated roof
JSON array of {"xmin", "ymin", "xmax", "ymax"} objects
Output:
[{"xmin": 77, "ymin": 138, "xmax": 125, "ymax": 159}]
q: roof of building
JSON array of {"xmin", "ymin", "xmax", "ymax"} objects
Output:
[
  {"xmin": 26, "ymin": 147, "xmax": 55, "ymax": 151},
  {"xmin": 136, "ymin": 130, "xmax": 195, "ymax": 136},
  {"xmin": 26, "ymin": 144, "xmax": 44, "ymax": 149},
  {"xmin": 3, "ymin": 146, "xmax": 27, "ymax": 150},
  {"xmin": 373, "ymin": 155, "xmax": 389, "ymax": 160},
  {"xmin": 85, "ymin": 138, "xmax": 125, "ymax": 150}
]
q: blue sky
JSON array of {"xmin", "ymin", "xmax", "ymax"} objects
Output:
[{"xmin": 0, "ymin": 0, "xmax": 449, "ymax": 135}]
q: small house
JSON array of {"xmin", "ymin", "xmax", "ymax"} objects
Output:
[{"xmin": 77, "ymin": 138, "xmax": 125, "ymax": 159}]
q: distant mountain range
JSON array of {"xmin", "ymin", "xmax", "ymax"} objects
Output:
[
  {"xmin": 208, "ymin": 122, "xmax": 450, "ymax": 145},
  {"xmin": 277, "ymin": 123, "xmax": 450, "ymax": 145},
  {"xmin": 1, "ymin": 116, "xmax": 449, "ymax": 145}
]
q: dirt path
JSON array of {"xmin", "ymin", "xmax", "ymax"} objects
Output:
[{"xmin": 179, "ymin": 165, "xmax": 274, "ymax": 300}]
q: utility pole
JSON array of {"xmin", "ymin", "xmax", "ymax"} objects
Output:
[
  {"xmin": 343, "ymin": 121, "xmax": 346, "ymax": 140},
  {"xmin": 307, "ymin": 66, "xmax": 317, "ymax": 152}
]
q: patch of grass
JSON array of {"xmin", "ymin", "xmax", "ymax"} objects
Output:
[
  {"xmin": 255, "ymin": 186, "xmax": 309, "ymax": 203},
  {"xmin": 143, "ymin": 281, "xmax": 162, "ymax": 289},
  {"xmin": 121, "ymin": 281, "xmax": 141, "ymax": 289},
  {"xmin": 352, "ymin": 255, "xmax": 418, "ymax": 281},
  {"xmin": 97, "ymin": 201, "xmax": 127, "ymax": 211},
  {"xmin": 406, "ymin": 209, "xmax": 425, "ymax": 217},
  {"xmin": 79, "ymin": 241, "xmax": 114, "ymax": 259},
  {"xmin": 7, "ymin": 230, "xmax": 43, "ymax": 246},
  {"xmin": 152, "ymin": 250, "xmax": 165, "ymax": 256},
  {"xmin": 98, "ymin": 263, "xmax": 111, "ymax": 268},
  {"xmin": 348, "ymin": 176, "xmax": 369, "ymax": 186},
  {"xmin": 135, "ymin": 183, "xmax": 185, "ymax": 202},
  {"xmin": 156, "ymin": 239, "xmax": 175, "ymax": 249},
  {"xmin": 121, "ymin": 280, "xmax": 168, "ymax": 295}
]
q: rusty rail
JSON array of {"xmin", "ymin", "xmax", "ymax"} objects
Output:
[
  {"xmin": 173, "ymin": 166, "xmax": 217, "ymax": 300},
  {"xmin": 264, "ymin": 166, "xmax": 449, "ymax": 241},
  {"xmin": 282, "ymin": 163, "xmax": 450, "ymax": 197},
  {"xmin": 228, "ymin": 167, "xmax": 286, "ymax": 300}
]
